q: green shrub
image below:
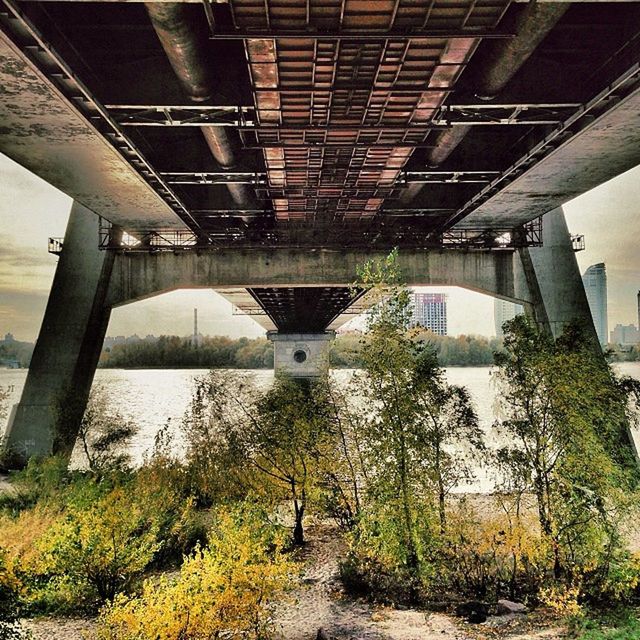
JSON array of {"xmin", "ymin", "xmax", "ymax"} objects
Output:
[
  {"xmin": 569, "ymin": 609, "xmax": 640, "ymax": 639},
  {"xmin": 0, "ymin": 456, "xmax": 69, "ymax": 515},
  {"xmin": 340, "ymin": 498, "xmax": 438, "ymax": 604},
  {"xmin": 0, "ymin": 458, "xmax": 205, "ymax": 614}
]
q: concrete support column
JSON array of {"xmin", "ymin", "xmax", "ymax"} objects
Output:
[
  {"xmin": 518, "ymin": 207, "xmax": 598, "ymax": 345},
  {"xmin": 268, "ymin": 332, "xmax": 335, "ymax": 378},
  {"xmin": 2, "ymin": 203, "xmax": 114, "ymax": 462}
]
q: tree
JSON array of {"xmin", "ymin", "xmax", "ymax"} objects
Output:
[
  {"xmin": 248, "ymin": 376, "xmax": 334, "ymax": 545},
  {"xmin": 180, "ymin": 371, "xmax": 334, "ymax": 545},
  {"xmin": 493, "ymin": 315, "xmax": 640, "ymax": 582},
  {"xmin": 76, "ymin": 386, "xmax": 139, "ymax": 474},
  {"xmin": 348, "ymin": 249, "xmax": 484, "ymax": 576},
  {"xmin": 411, "ymin": 347, "xmax": 484, "ymax": 532},
  {"xmin": 320, "ymin": 378, "xmax": 369, "ymax": 528}
]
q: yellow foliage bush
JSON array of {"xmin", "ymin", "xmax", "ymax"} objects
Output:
[
  {"xmin": 0, "ymin": 505, "xmax": 61, "ymax": 579},
  {"xmin": 97, "ymin": 504, "xmax": 294, "ymax": 640},
  {"xmin": 438, "ymin": 499, "xmax": 551, "ymax": 598},
  {"xmin": 539, "ymin": 585, "xmax": 582, "ymax": 616},
  {"xmin": 38, "ymin": 486, "xmax": 161, "ymax": 602}
]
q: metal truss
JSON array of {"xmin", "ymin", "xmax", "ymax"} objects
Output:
[
  {"xmin": 207, "ymin": 29, "xmax": 513, "ymax": 42},
  {"xmin": 232, "ymin": 304, "xmax": 267, "ymax": 316},
  {"xmin": 97, "ymin": 217, "xmax": 542, "ymax": 252},
  {"xmin": 160, "ymin": 170, "xmax": 499, "ymax": 186},
  {"xmin": 108, "ymin": 103, "xmax": 577, "ymax": 128},
  {"xmin": 435, "ymin": 103, "xmax": 581, "ymax": 126},
  {"xmin": 105, "ymin": 105, "xmax": 255, "ymax": 128},
  {"xmin": 162, "ymin": 171, "xmax": 268, "ymax": 186}
]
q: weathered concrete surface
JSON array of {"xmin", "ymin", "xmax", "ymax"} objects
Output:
[
  {"xmin": 107, "ymin": 248, "xmax": 532, "ymax": 307},
  {"xmin": 269, "ymin": 332, "xmax": 334, "ymax": 378},
  {"xmin": 455, "ymin": 73, "xmax": 640, "ymax": 229},
  {"xmin": 0, "ymin": 29, "xmax": 184, "ymax": 229},
  {"xmin": 2, "ymin": 203, "xmax": 114, "ymax": 460},
  {"xmin": 519, "ymin": 207, "xmax": 598, "ymax": 343}
]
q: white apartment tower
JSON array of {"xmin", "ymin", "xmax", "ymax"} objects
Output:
[{"xmin": 409, "ymin": 293, "xmax": 448, "ymax": 335}]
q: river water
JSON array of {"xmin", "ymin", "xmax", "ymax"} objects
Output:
[{"xmin": 1, "ymin": 363, "xmax": 639, "ymax": 491}]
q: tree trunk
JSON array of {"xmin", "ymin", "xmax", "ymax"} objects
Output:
[
  {"xmin": 293, "ymin": 501, "xmax": 305, "ymax": 546},
  {"xmin": 438, "ymin": 480, "xmax": 446, "ymax": 535},
  {"xmin": 436, "ymin": 444, "xmax": 446, "ymax": 533},
  {"xmin": 398, "ymin": 432, "xmax": 418, "ymax": 571}
]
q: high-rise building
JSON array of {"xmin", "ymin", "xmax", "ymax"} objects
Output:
[
  {"xmin": 409, "ymin": 292, "xmax": 448, "ymax": 335},
  {"xmin": 494, "ymin": 299, "xmax": 524, "ymax": 338},
  {"xmin": 582, "ymin": 263, "xmax": 608, "ymax": 346}
]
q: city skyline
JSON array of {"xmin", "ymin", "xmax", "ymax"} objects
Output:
[{"xmin": 1, "ymin": 152, "xmax": 639, "ymax": 342}]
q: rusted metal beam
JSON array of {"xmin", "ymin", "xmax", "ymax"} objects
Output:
[{"xmin": 209, "ymin": 29, "xmax": 513, "ymax": 41}]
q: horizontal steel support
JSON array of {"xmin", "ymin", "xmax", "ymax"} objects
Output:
[
  {"xmin": 97, "ymin": 217, "xmax": 541, "ymax": 252},
  {"xmin": 160, "ymin": 170, "xmax": 499, "ymax": 186},
  {"xmin": 208, "ymin": 29, "xmax": 513, "ymax": 41},
  {"xmin": 107, "ymin": 103, "xmax": 577, "ymax": 128}
]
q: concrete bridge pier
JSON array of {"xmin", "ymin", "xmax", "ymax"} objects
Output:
[
  {"xmin": 268, "ymin": 331, "xmax": 334, "ymax": 378},
  {"xmin": 2, "ymin": 202, "xmax": 114, "ymax": 462},
  {"xmin": 518, "ymin": 208, "xmax": 599, "ymax": 347}
]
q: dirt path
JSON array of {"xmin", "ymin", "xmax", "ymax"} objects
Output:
[
  {"xmin": 274, "ymin": 525, "xmax": 567, "ymax": 640},
  {"xmin": 23, "ymin": 525, "xmax": 567, "ymax": 640}
]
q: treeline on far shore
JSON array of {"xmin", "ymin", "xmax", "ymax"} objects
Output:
[
  {"xmin": 4, "ymin": 333, "xmax": 639, "ymax": 370},
  {"xmin": 97, "ymin": 331, "xmax": 506, "ymax": 369},
  {"xmin": 99, "ymin": 335, "xmax": 275, "ymax": 369}
]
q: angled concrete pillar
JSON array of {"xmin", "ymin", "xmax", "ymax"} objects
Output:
[
  {"xmin": 268, "ymin": 332, "xmax": 334, "ymax": 378},
  {"xmin": 518, "ymin": 207, "xmax": 599, "ymax": 347},
  {"xmin": 2, "ymin": 203, "xmax": 114, "ymax": 463}
]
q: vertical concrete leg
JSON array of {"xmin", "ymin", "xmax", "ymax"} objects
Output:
[
  {"xmin": 268, "ymin": 332, "xmax": 334, "ymax": 378},
  {"xmin": 2, "ymin": 203, "xmax": 114, "ymax": 463},
  {"xmin": 518, "ymin": 207, "xmax": 599, "ymax": 346}
]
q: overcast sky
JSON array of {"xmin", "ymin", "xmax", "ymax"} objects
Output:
[{"xmin": 0, "ymin": 151, "xmax": 638, "ymax": 342}]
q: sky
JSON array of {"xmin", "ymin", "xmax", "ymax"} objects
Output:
[{"xmin": 1, "ymin": 151, "xmax": 639, "ymax": 342}]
